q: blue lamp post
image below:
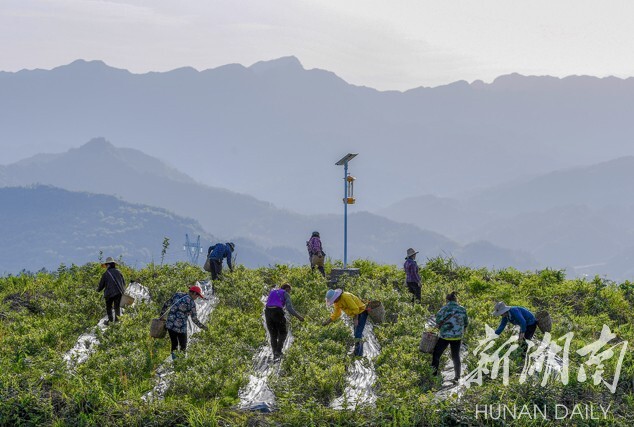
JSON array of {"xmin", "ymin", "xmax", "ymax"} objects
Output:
[{"xmin": 335, "ymin": 153, "xmax": 358, "ymax": 269}]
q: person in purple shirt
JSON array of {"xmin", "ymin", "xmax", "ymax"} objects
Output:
[
  {"xmin": 306, "ymin": 231, "xmax": 326, "ymax": 277},
  {"xmin": 492, "ymin": 302, "xmax": 538, "ymax": 342},
  {"xmin": 265, "ymin": 284, "xmax": 304, "ymax": 360},
  {"xmin": 403, "ymin": 248, "xmax": 421, "ymax": 303}
]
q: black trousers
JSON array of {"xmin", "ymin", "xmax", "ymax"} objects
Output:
[
  {"xmin": 210, "ymin": 259, "xmax": 223, "ymax": 280},
  {"xmin": 105, "ymin": 294, "xmax": 122, "ymax": 322},
  {"xmin": 524, "ymin": 323, "xmax": 538, "ymax": 340},
  {"xmin": 406, "ymin": 282, "xmax": 421, "ymax": 302},
  {"xmin": 168, "ymin": 329, "xmax": 188, "ymax": 352},
  {"xmin": 265, "ymin": 307, "xmax": 287, "ymax": 357},
  {"xmin": 431, "ymin": 338, "xmax": 462, "ymax": 380}
]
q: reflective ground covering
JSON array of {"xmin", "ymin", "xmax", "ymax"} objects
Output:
[
  {"xmin": 64, "ymin": 282, "xmax": 151, "ymax": 368},
  {"xmin": 330, "ymin": 319, "xmax": 380, "ymax": 410},
  {"xmin": 238, "ymin": 297, "xmax": 294, "ymax": 412},
  {"xmin": 142, "ymin": 280, "xmax": 218, "ymax": 402}
]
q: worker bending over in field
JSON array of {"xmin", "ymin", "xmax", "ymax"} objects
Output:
[
  {"xmin": 492, "ymin": 301, "xmax": 537, "ymax": 342},
  {"xmin": 265, "ymin": 283, "xmax": 304, "ymax": 361},
  {"xmin": 206, "ymin": 242, "xmax": 235, "ymax": 280},
  {"xmin": 322, "ymin": 289, "xmax": 368, "ymax": 356}
]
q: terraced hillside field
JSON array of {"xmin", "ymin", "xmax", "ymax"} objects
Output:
[{"xmin": 0, "ymin": 260, "xmax": 632, "ymax": 426}]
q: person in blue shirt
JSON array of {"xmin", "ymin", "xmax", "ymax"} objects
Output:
[
  {"xmin": 492, "ymin": 301, "xmax": 538, "ymax": 342},
  {"xmin": 207, "ymin": 242, "xmax": 235, "ymax": 280}
]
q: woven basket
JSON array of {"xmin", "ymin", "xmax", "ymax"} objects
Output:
[
  {"xmin": 536, "ymin": 310, "xmax": 552, "ymax": 333},
  {"xmin": 366, "ymin": 300, "xmax": 385, "ymax": 324},
  {"xmin": 150, "ymin": 318, "xmax": 167, "ymax": 338},
  {"xmin": 419, "ymin": 331, "xmax": 439, "ymax": 353},
  {"xmin": 120, "ymin": 293, "xmax": 135, "ymax": 307}
]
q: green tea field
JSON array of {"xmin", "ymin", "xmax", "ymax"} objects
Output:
[{"xmin": 1, "ymin": 259, "xmax": 632, "ymax": 426}]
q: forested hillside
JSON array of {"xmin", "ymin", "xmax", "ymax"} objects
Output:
[
  {"xmin": 0, "ymin": 139, "xmax": 536, "ymax": 271},
  {"xmin": 0, "ymin": 186, "xmax": 293, "ymax": 274},
  {"xmin": 1, "ymin": 260, "xmax": 631, "ymax": 425}
]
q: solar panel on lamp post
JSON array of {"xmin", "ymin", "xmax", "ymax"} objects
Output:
[{"xmin": 335, "ymin": 153, "xmax": 358, "ymax": 269}]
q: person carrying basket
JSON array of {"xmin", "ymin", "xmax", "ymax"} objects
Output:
[
  {"xmin": 160, "ymin": 285, "xmax": 208, "ymax": 360},
  {"xmin": 431, "ymin": 291, "xmax": 468, "ymax": 383},
  {"xmin": 96, "ymin": 256, "xmax": 126, "ymax": 325}
]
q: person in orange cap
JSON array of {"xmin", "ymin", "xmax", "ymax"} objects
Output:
[{"xmin": 160, "ymin": 284, "xmax": 208, "ymax": 359}]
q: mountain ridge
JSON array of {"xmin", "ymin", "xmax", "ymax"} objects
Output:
[
  {"xmin": 5, "ymin": 58, "xmax": 634, "ymax": 92},
  {"xmin": 3, "ymin": 56, "xmax": 634, "ymax": 213},
  {"xmin": 0, "ymin": 185, "xmax": 308, "ymax": 274},
  {"xmin": 0, "ymin": 138, "xmax": 537, "ymax": 270}
]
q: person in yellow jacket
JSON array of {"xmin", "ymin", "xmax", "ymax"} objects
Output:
[{"xmin": 322, "ymin": 288, "xmax": 368, "ymax": 356}]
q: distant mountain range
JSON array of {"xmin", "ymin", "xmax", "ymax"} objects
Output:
[
  {"xmin": 379, "ymin": 156, "xmax": 634, "ymax": 279},
  {"xmin": 0, "ymin": 186, "xmax": 304, "ymax": 274},
  {"xmin": 0, "ymin": 139, "xmax": 537, "ymax": 273},
  {"xmin": 3, "ymin": 58, "xmax": 634, "ymax": 214},
  {"xmin": 3, "ymin": 57, "xmax": 633, "ymax": 278}
]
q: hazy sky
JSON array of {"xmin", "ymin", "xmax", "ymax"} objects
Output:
[{"xmin": 2, "ymin": 0, "xmax": 634, "ymax": 90}]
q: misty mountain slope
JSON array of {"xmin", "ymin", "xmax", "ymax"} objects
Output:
[
  {"xmin": 452, "ymin": 241, "xmax": 538, "ymax": 271},
  {"xmin": 0, "ymin": 139, "xmax": 536, "ymax": 270},
  {"xmin": 380, "ymin": 156, "xmax": 634, "ymax": 229},
  {"xmin": 4, "ymin": 138, "xmax": 197, "ymax": 187},
  {"xmin": 0, "ymin": 185, "xmax": 212, "ymax": 273},
  {"xmin": 464, "ymin": 205, "xmax": 632, "ymax": 269},
  {"xmin": 378, "ymin": 156, "xmax": 634, "ymax": 278},
  {"xmin": 377, "ymin": 194, "xmax": 496, "ymax": 239},
  {"xmin": 0, "ymin": 186, "xmax": 301, "ymax": 274},
  {"xmin": 1, "ymin": 137, "xmax": 286, "ymax": 242},
  {"xmin": 588, "ymin": 244, "xmax": 634, "ymax": 279},
  {"xmin": 468, "ymin": 156, "xmax": 634, "ymax": 215},
  {"xmin": 3, "ymin": 59, "xmax": 634, "ymax": 213}
]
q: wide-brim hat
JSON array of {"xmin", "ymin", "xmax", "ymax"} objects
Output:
[
  {"xmin": 405, "ymin": 248, "xmax": 419, "ymax": 259},
  {"xmin": 189, "ymin": 285, "xmax": 205, "ymax": 299},
  {"xmin": 325, "ymin": 288, "xmax": 343, "ymax": 306},
  {"xmin": 102, "ymin": 256, "xmax": 117, "ymax": 266},
  {"xmin": 492, "ymin": 301, "xmax": 511, "ymax": 316}
]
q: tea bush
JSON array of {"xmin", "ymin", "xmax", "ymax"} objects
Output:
[{"xmin": 0, "ymin": 259, "xmax": 632, "ymax": 426}]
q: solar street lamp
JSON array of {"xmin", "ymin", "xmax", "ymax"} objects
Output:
[{"xmin": 335, "ymin": 153, "xmax": 358, "ymax": 268}]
